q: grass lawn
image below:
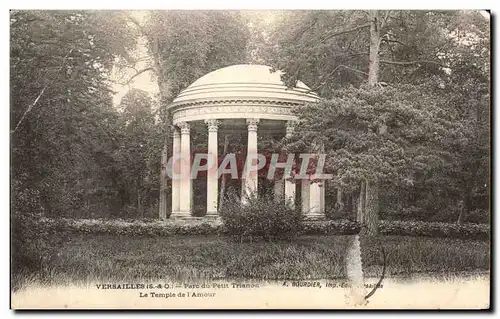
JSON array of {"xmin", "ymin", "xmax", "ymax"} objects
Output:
[{"xmin": 17, "ymin": 234, "xmax": 489, "ymax": 288}]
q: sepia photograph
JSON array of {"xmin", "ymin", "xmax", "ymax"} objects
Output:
[{"xmin": 10, "ymin": 8, "xmax": 491, "ymax": 309}]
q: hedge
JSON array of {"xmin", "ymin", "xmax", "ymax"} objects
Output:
[
  {"xmin": 33, "ymin": 217, "xmax": 222, "ymax": 237},
  {"xmin": 14, "ymin": 216, "xmax": 489, "ymax": 240},
  {"xmin": 379, "ymin": 220, "xmax": 490, "ymax": 241},
  {"xmin": 302, "ymin": 220, "xmax": 360, "ymax": 235}
]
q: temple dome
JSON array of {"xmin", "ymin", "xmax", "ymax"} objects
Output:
[{"xmin": 170, "ymin": 64, "xmax": 319, "ymax": 107}]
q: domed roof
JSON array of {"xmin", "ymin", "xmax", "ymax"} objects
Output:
[{"xmin": 170, "ymin": 64, "xmax": 319, "ymax": 107}]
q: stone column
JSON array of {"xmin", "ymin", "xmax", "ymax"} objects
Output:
[
  {"xmin": 178, "ymin": 121, "xmax": 192, "ymax": 216},
  {"xmin": 308, "ymin": 142, "xmax": 326, "ymax": 219},
  {"xmin": 171, "ymin": 128, "xmax": 181, "ymax": 215},
  {"xmin": 309, "ymin": 180, "xmax": 325, "ymax": 219},
  {"xmin": 301, "ymin": 180, "xmax": 310, "ymax": 214},
  {"xmin": 242, "ymin": 118, "xmax": 259, "ymax": 204},
  {"xmin": 284, "ymin": 120, "xmax": 296, "ymax": 207},
  {"xmin": 320, "ymin": 180, "xmax": 326, "ymax": 213},
  {"xmin": 285, "ymin": 180, "xmax": 296, "ymax": 208},
  {"xmin": 205, "ymin": 119, "xmax": 219, "ymax": 216}
]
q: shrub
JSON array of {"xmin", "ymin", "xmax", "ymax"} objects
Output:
[{"xmin": 219, "ymin": 191, "xmax": 304, "ymax": 242}]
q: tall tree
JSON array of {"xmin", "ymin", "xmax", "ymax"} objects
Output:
[
  {"xmin": 268, "ymin": 10, "xmax": 489, "ymax": 232},
  {"xmin": 115, "ymin": 89, "xmax": 161, "ymax": 218},
  {"xmin": 11, "ymin": 10, "xmax": 135, "ymax": 217}
]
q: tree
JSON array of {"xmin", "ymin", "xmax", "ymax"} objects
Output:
[
  {"xmin": 268, "ymin": 10, "xmax": 489, "ymax": 232},
  {"xmin": 114, "ymin": 89, "xmax": 161, "ymax": 218},
  {"xmin": 439, "ymin": 11, "xmax": 490, "ymax": 223},
  {"xmin": 11, "ymin": 10, "xmax": 135, "ymax": 217}
]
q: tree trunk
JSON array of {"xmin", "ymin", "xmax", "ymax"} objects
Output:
[
  {"xmin": 138, "ymin": 192, "xmax": 143, "ymax": 218},
  {"xmin": 157, "ymin": 71, "xmax": 172, "ymax": 220},
  {"xmin": 368, "ymin": 10, "xmax": 381, "ymax": 87},
  {"xmin": 127, "ymin": 20, "xmax": 175, "ymax": 221},
  {"xmin": 336, "ymin": 188, "xmax": 343, "ymax": 211},
  {"xmin": 361, "ymin": 10, "xmax": 382, "ymax": 234},
  {"xmin": 364, "ymin": 179, "xmax": 379, "ymax": 235},
  {"xmin": 136, "ymin": 178, "xmax": 143, "ymax": 218},
  {"xmin": 457, "ymin": 191, "xmax": 470, "ymax": 224},
  {"xmin": 351, "ymin": 193, "xmax": 356, "ymax": 216},
  {"xmin": 148, "ymin": 34, "xmax": 173, "ymax": 220},
  {"xmin": 459, "ymin": 167, "xmax": 477, "ymax": 224},
  {"xmin": 456, "ymin": 205, "xmax": 465, "ymax": 224},
  {"xmin": 357, "ymin": 181, "xmax": 365, "ymax": 223},
  {"xmin": 159, "ymin": 137, "xmax": 168, "ymax": 220},
  {"xmin": 136, "ymin": 178, "xmax": 142, "ymax": 210}
]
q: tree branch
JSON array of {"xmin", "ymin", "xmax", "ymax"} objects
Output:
[
  {"xmin": 321, "ymin": 23, "xmax": 371, "ymax": 43},
  {"xmin": 360, "ymin": 10, "xmax": 371, "ymax": 19},
  {"xmin": 306, "ymin": 65, "xmax": 344, "ymax": 93},
  {"xmin": 11, "ymin": 48, "xmax": 74, "ymax": 134},
  {"xmin": 380, "ymin": 10, "xmax": 392, "ymax": 29},
  {"xmin": 380, "ymin": 60, "xmax": 449, "ymax": 68},
  {"xmin": 332, "ymin": 52, "xmax": 369, "ymax": 59},
  {"xmin": 293, "ymin": 19, "xmax": 315, "ymax": 42},
  {"xmin": 134, "ymin": 56, "xmax": 153, "ymax": 63},
  {"xmin": 381, "ymin": 38, "xmax": 407, "ymax": 47},
  {"xmin": 126, "ymin": 13, "xmax": 150, "ymax": 38},
  {"xmin": 341, "ymin": 65, "xmax": 369, "ymax": 76},
  {"xmin": 121, "ymin": 67, "xmax": 155, "ymax": 85},
  {"xmin": 306, "ymin": 64, "xmax": 368, "ymax": 93}
]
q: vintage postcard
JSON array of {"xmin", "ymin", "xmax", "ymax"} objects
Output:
[{"xmin": 10, "ymin": 9, "xmax": 491, "ymax": 309}]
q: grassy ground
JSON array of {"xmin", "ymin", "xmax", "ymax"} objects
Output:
[{"xmin": 14, "ymin": 234, "xmax": 489, "ymax": 289}]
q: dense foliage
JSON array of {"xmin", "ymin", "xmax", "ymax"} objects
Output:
[{"xmin": 11, "ymin": 11, "xmax": 134, "ymax": 219}]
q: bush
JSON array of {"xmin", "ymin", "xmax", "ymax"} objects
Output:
[{"xmin": 219, "ymin": 191, "xmax": 304, "ymax": 242}]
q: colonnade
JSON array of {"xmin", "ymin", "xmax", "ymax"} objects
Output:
[{"xmin": 170, "ymin": 119, "xmax": 325, "ymax": 219}]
